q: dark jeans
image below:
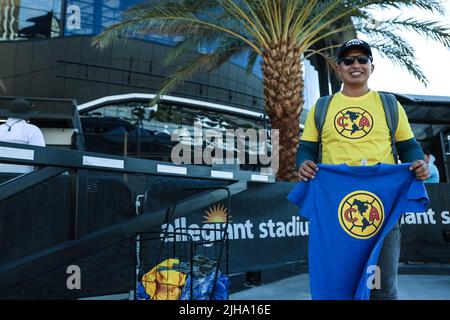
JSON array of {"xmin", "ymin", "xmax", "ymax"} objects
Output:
[{"xmin": 370, "ymin": 221, "xmax": 401, "ymax": 300}]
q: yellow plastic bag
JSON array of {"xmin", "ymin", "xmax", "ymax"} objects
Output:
[{"xmin": 142, "ymin": 258, "xmax": 186, "ymax": 300}]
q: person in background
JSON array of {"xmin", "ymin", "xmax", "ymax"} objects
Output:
[
  {"xmin": 0, "ymin": 98, "xmax": 45, "ymax": 173},
  {"xmin": 422, "ymin": 146, "xmax": 440, "ymax": 183}
]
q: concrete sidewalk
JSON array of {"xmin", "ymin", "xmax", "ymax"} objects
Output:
[{"xmin": 230, "ymin": 274, "xmax": 450, "ymax": 300}]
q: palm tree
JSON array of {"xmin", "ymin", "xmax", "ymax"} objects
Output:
[{"xmin": 93, "ymin": 0, "xmax": 450, "ymax": 181}]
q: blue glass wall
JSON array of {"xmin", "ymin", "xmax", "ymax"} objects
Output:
[
  {"xmin": 63, "ymin": 0, "xmax": 320, "ymax": 106},
  {"xmin": 0, "ymin": 0, "xmax": 62, "ymax": 40},
  {"xmin": 65, "ymin": 0, "xmax": 180, "ymax": 45},
  {"xmin": 1, "ymin": 0, "xmax": 319, "ymax": 99},
  {"xmin": 64, "ymin": 0, "xmax": 265, "ymax": 77}
]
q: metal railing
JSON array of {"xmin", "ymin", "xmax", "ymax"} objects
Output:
[{"xmin": 0, "ymin": 140, "xmax": 274, "ymax": 291}]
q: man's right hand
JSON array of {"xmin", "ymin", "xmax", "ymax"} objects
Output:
[{"xmin": 297, "ymin": 160, "xmax": 319, "ymax": 181}]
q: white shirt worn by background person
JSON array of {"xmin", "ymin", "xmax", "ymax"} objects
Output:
[{"xmin": 0, "ymin": 117, "xmax": 46, "ymax": 173}]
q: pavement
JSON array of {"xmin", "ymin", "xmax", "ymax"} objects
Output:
[
  {"xmin": 229, "ymin": 273, "xmax": 450, "ymax": 300},
  {"xmin": 80, "ymin": 263, "xmax": 450, "ymax": 300}
]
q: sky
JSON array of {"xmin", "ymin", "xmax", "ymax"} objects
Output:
[{"xmin": 361, "ymin": 0, "xmax": 450, "ymax": 96}]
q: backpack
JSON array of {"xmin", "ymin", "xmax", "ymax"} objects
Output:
[{"xmin": 313, "ymin": 91, "xmax": 399, "ymax": 164}]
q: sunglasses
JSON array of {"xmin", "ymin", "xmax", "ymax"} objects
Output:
[{"xmin": 339, "ymin": 55, "xmax": 372, "ymax": 66}]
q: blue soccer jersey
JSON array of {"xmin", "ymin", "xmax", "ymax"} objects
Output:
[{"xmin": 287, "ymin": 163, "xmax": 428, "ymax": 300}]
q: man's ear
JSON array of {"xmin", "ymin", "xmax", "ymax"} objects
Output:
[{"xmin": 371, "ymin": 63, "xmax": 375, "ymax": 73}]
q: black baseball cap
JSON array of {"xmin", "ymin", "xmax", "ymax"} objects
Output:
[
  {"xmin": 337, "ymin": 39, "xmax": 373, "ymax": 62},
  {"xmin": 0, "ymin": 98, "xmax": 38, "ymax": 119}
]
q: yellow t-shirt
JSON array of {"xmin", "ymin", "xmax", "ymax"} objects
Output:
[{"xmin": 301, "ymin": 90, "xmax": 414, "ymax": 165}]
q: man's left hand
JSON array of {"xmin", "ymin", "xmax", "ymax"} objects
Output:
[{"xmin": 409, "ymin": 160, "xmax": 429, "ymax": 180}]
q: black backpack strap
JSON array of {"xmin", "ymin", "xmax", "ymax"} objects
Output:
[
  {"xmin": 314, "ymin": 94, "xmax": 334, "ymax": 163},
  {"xmin": 379, "ymin": 92, "xmax": 399, "ymax": 163}
]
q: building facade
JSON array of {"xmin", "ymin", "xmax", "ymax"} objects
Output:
[{"xmin": 0, "ymin": 0, "xmax": 324, "ymax": 119}]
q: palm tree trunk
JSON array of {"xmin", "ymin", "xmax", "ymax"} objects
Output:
[{"xmin": 262, "ymin": 41, "xmax": 303, "ymax": 182}]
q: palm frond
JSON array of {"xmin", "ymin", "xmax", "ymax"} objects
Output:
[
  {"xmin": 93, "ymin": 0, "xmax": 450, "ymax": 98},
  {"xmin": 304, "ymin": 24, "xmax": 356, "ymax": 52},
  {"xmin": 289, "ymin": 0, "xmax": 319, "ymax": 38},
  {"xmin": 161, "ymin": 28, "xmax": 236, "ymax": 66},
  {"xmin": 218, "ymin": 0, "xmax": 271, "ymax": 49},
  {"xmin": 297, "ymin": 1, "xmax": 360, "ymax": 50},
  {"xmin": 381, "ymin": 16, "xmax": 450, "ymax": 47},
  {"xmin": 371, "ymin": 42, "xmax": 428, "ymax": 85},
  {"xmin": 356, "ymin": 25, "xmax": 416, "ymax": 57},
  {"xmin": 360, "ymin": 0, "xmax": 445, "ymax": 15},
  {"xmin": 304, "ymin": 47, "xmax": 339, "ymax": 71},
  {"xmin": 245, "ymin": 50, "xmax": 261, "ymax": 76},
  {"xmin": 93, "ymin": 1, "xmax": 262, "ymax": 54},
  {"xmin": 150, "ymin": 46, "xmax": 246, "ymax": 106}
]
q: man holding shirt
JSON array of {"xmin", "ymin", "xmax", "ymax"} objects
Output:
[{"xmin": 296, "ymin": 39, "xmax": 429, "ymax": 300}]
